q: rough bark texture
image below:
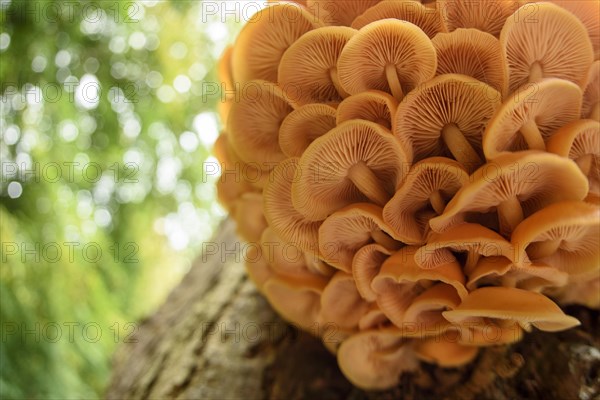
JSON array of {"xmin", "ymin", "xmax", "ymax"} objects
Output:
[{"xmin": 107, "ymin": 219, "xmax": 600, "ymax": 400}]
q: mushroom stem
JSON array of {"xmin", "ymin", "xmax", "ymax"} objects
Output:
[
  {"xmin": 519, "ymin": 120, "xmax": 546, "ymax": 151},
  {"xmin": 501, "ymin": 274, "xmax": 518, "ymax": 288},
  {"xmin": 465, "ymin": 251, "xmax": 481, "ymax": 272},
  {"xmin": 575, "ymin": 154, "xmax": 593, "ymax": 175},
  {"xmin": 371, "ymin": 229, "xmax": 399, "ymax": 250},
  {"xmin": 591, "ymin": 102, "xmax": 600, "ymax": 121},
  {"xmin": 329, "ymin": 67, "xmax": 350, "ymax": 98},
  {"xmin": 497, "ymin": 197, "xmax": 524, "ymax": 236},
  {"xmin": 385, "ymin": 64, "xmax": 404, "ymax": 101},
  {"xmin": 528, "ymin": 61, "xmax": 544, "ymax": 83},
  {"xmin": 429, "ymin": 190, "xmax": 446, "ymax": 215},
  {"xmin": 348, "ymin": 161, "xmax": 390, "ymax": 206},
  {"xmin": 441, "ymin": 123, "xmax": 483, "ymax": 169},
  {"xmin": 527, "ymin": 239, "xmax": 562, "ymax": 259}
]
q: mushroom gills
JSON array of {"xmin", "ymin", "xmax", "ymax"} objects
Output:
[
  {"xmin": 329, "ymin": 67, "xmax": 349, "ymax": 98},
  {"xmin": 441, "ymin": 123, "xmax": 483, "ymax": 167},
  {"xmin": 348, "ymin": 161, "xmax": 390, "ymax": 206}
]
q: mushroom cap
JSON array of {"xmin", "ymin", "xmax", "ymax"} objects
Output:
[
  {"xmin": 244, "ymin": 246, "xmax": 274, "ymax": 292},
  {"xmin": 233, "ymin": 192, "xmax": 268, "ymax": 243},
  {"xmin": 279, "ymin": 103, "xmax": 337, "ymax": 158},
  {"xmin": 278, "ymin": 26, "xmax": 357, "ymax": 106},
  {"xmin": 352, "ymin": 243, "xmax": 392, "ymax": 301},
  {"xmin": 336, "ymin": 90, "xmax": 398, "ymax": 130},
  {"xmin": 383, "ymin": 157, "xmax": 469, "ymax": 244},
  {"xmin": 231, "ymin": 3, "xmax": 322, "ymax": 84},
  {"xmin": 547, "ymin": 268, "xmax": 600, "ymax": 308},
  {"xmin": 549, "ymin": 0, "xmax": 600, "ymax": 60},
  {"xmin": 429, "ymin": 151, "xmax": 590, "ymax": 233},
  {"xmin": 582, "ymin": 61, "xmax": 600, "ymax": 119},
  {"xmin": 500, "ymin": 2, "xmax": 593, "ymax": 92},
  {"xmin": 546, "ymin": 119, "xmax": 600, "ymax": 195},
  {"xmin": 337, "ymin": 328, "xmax": 418, "ymax": 390},
  {"xmin": 443, "ymin": 286, "xmax": 581, "ymax": 332},
  {"xmin": 511, "ymin": 200, "xmax": 600, "ymax": 276},
  {"xmin": 263, "ymin": 158, "xmax": 322, "ymax": 254},
  {"xmin": 415, "ymin": 223, "xmax": 521, "ymax": 268},
  {"xmin": 483, "ymin": 78, "xmax": 582, "ymax": 159},
  {"xmin": 402, "ymin": 283, "xmax": 463, "ymax": 329},
  {"xmin": 319, "ymin": 203, "xmax": 400, "ymax": 272},
  {"xmin": 218, "ymin": 45, "xmax": 234, "ymax": 92},
  {"xmin": 393, "ymin": 73, "xmax": 501, "ymax": 164},
  {"xmin": 319, "ymin": 271, "xmax": 372, "ymax": 330},
  {"xmin": 415, "ymin": 339, "xmax": 479, "ymax": 367},
  {"xmin": 307, "ymin": 0, "xmax": 383, "ymax": 26},
  {"xmin": 292, "ymin": 119, "xmax": 410, "ymax": 220},
  {"xmin": 260, "ymin": 227, "xmax": 319, "ymax": 279},
  {"xmin": 351, "ymin": 0, "xmax": 448, "ymax": 38},
  {"xmin": 437, "ymin": 0, "xmax": 516, "ymax": 37},
  {"xmin": 337, "ymin": 19, "xmax": 437, "ymax": 98},
  {"xmin": 227, "ymin": 80, "xmax": 293, "ymax": 169},
  {"xmin": 456, "ymin": 320, "xmax": 524, "ymax": 346},
  {"xmin": 432, "ymin": 28, "xmax": 508, "ymax": 96}
]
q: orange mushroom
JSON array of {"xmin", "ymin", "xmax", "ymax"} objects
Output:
[
  {"xmin": 582, "ymin": 61, "xmax": 600, "ymax": 120},
  {"xmin": 278, "ymin": 26, "xmax": 356, "ymax": 106},
  {"xmin": 549, "ymin": 0, "xmax": 600, "ymax": 60},
  {"xmin": 548, "ymin": 269, "xmax": 600, "ymax": 309},
  {"xmin": 430, "ymin": 151, "xmax": 590, "ymax": 236},
  {"xmin": 336, "ymin": 90, "xmax": 398, "ymax": 130},
  {"xmin": 414, "ymin": 339, "xmax": 479, "ymax": 368},
  {"xmin": 279, "ymin": 103, "xmax": 337, "ymax": 158},
  {"xmin": 260, "ymin": 227, "xmax": 320, "ymax": 279},
  {"xmin": 352, "ymin": 243, "xmax": 392, "ymax": 302},
  {"xmin": 439, "ymin": 0, "xmax": 518, "ymax": 37},
  {"xmin": 500, "ymin": 2, "xmax": 593, "ymax": 92},
  {"xmin": 319, "ymin": 271, "xmax": 372, "ymax": 330},
  {"xmin": 233, "ymin": 192, "xmax": 268, "ymax": 243},
  {"xmin": 306, "ymin": 0, "xmax": 383, "ymax": 26},
  {"xmin": 292, "ymin": 120, "xmax": 410, "ymax": 220},
  {"xmin": 337, "ymin": 19, "xmax": 437, "ymax": 100}
]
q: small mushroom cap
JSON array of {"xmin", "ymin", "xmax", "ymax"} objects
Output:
[
  {"xmin": 337, "ymin": 19, "xmax": 437, "ymax": 98},
  {"xmin": 393, "ymin": 73, "xmax": 501, "ymax": 165},
  {"xmin": 500, "ymin": 2, "xmax": 593, "ymax": 92},
  {"xmin": 307, "ymin": 0, "xmax": 383, "ymax": 26},
  {"xmin": 547, "ymin": 268, "xmax": 600, "ymax": 308},
  {"xmin": 403, "ymin": 283, "xmax": 463, "ymax": 329},
  {"xmin": 437, "ymin": 0, "xmax": 516, "ymax": 37},
  {"xmin": 279, "ymin": 103, "xmax": 337, "ymax": 158},
  {"xmin": 263, "ymin": 158, "xmax": 322, "ymax": 255},
  {"xmin": 292, "ymin": 120, "xmax": 410, "ymax": 220},
  {"xmin": 233, "ymin": 192, "xmax": 268, "ymax": 243},
  {"xmin": 511, "ymin": 200, "xmax": 600, "ymax": 276},
  {"xmin": 429, "ymin": 151, "xmax": 590, "ymax": 234},
  {"xmin": 483, "ymin": 78, "xmax": 582, "ymax": 159},
  {"xmin": 278, "ymin": 26, "xmax": 356, "ymax": 106},
  {"xmin": 351, "ymin": 0, "xmax": 448, "ymax": 38},
  {"xmin": 383, "ymin": 157, "xmax": 469, "ymax": 244},
  {"xmin": 336, "ymin": 90, "xmax": 398, "ymax": 130},
  {"xmin": 415, "ymin": 339, "xmax": 479, "ymax": 367},
  {"xmin": 319, "ymin": 203, "xmax": 400, "ymax": 272},
  {"xmin": 337, "ymin": 328, "xmax": 418, "ymax": 390},
  {"xmin": 546, "ymin": 119, "xmax": 600, "ymax": 195},
  {"xmin": 231, "ymin": 3, "xmax": 322, "ymax": 84},
  {"xmin": 352, "ymin": 243, "xmax": 392, "ymax": 301},
  {"xmin": 443, "ymin": 286, "xmax": 581, "ymax": 332},
  {"xmin": 320, "ymin": 271, "xmax": 372, "ymax": 330},
  {"xmin": 432, "ymin": 28, "xmax": 508, "ymax": 96},
  {"xmin": 260, "ymin": 227, "xmax": 319, "ymax": 279},
  {"xmin": 582, "ymin": 61, "xmax": 599, "ymax": 120},
  {"xmin": 227, "ymin": 80, "xmax": 292, "ymax": 168}
]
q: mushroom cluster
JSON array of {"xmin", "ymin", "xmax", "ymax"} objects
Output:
[{"xmin": 214, "ymin": 0, "xmax": 599, "ymax": 390}]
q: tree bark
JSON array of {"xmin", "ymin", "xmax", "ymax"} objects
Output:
[{"xmin": 107, "ymin": 219, "xmax": 600, "ymax": 400}]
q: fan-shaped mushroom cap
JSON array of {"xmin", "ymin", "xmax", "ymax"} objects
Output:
[
  {"xmin": 279, "ymin": 103, "xmax": 337, "ymax": 158},
  {"xmin": 500, "ymin": 2, "xmax": 593, "ymax": 93},
  {"xmin": 263, "ymin": 274, "xmax": 328, "ymax": 330},
  {"xmin": 483, "ymin": 78, "xmax": 582, "ymax": 158},
  {"xmin": 319, "ymin": 203, "xmax": 401, "ymax": 272},
  {"xmin": 279, "ymin": 26, "xmax": 356, "ymax": 106},
  {"xmin": 292, "ymin": 120, "xmax": 410, "ymax": 220},
  {"xmin": 228, "ymin": 80, "xmax": 292, "ymax": 169},
  {"xmin": 402, "ymin": 283, "xmax": 463, "ymax": 329},
  {"xmin": 320, "ymin": 271, "xmax": 372, "ymax": 330},
  {"xmin": 415, "ymin": 339, "xmax": 479, "ymax": 367},
  {"xmin": 511, "ymin": 201, "xmax": 600, "ymax": 276},
  {"xmin": 337, "ymin": 328, "xmax": 418, "ymax": 390},
  {"xmin": 371, "ymin": 247, "xmax": 467, "ymax": 327},
  {"xmin": 353, "ymin": 243, "xmax": 392, "ymax": 301},
  {"xmin": 307, "ymin": 0, "xmax": 383, "ymax": 26},
  {"xmin": 546, "ymin": 119, "xmax": 600, "ymax": 195},
  {"xmin": 443, "ymin": 286, "xmax": 581, "ymax": 332},
  {"xmin": 351, "ymin": 0, "xmax": 447, "ymax": 38},
  {"xmin": 429, "ymin": 151, "xmax": 590, "ymax": 236},
  {"xmin": 432, "ymin": 28, "xmax": 508, "ymax": 96},
  {"xmin": 549, "ymin": 0, "xmax": 600, "ymax": 60},
  {"xmin": 416, "ymin": 223, "xmax": 520, "ymax": 270},
  {"xmin": 260, "ymin": 227, "xmax": 319, "ymax": 279},
  {"xmin": 263, "ymin": 158, "xmax": 322, "ymax": 255},
  {"xmin": 336, "ymin": 90, "xmax": 398, "ymax": 130},
  {"xmin": 438, "ymin": 0, "xmax": 516, "ymax": 37},
  {"xmin": 383, "ymin": 157, "xmax": 469, "ymax": 244},
  {"xmin": 233, "ymin": 192, "xmax": 268, "ymax": 243},
  {"xmin": 337, "ymin": 19, "xmax": 437, "ymax": 100},
  {"xmin": 394, "ymin": 74, "xmax": 501, "ymax": 169},
  {"xmin": 582, "ymin": 61, "xmax": 600, "ymax": 120},
  {"xmin": 231, "ymin": 3, "xmax": 322, "ymax": 84},
  {"xmin": 466, "ymin": 256, "xmax": 568, "ymax": 292}
]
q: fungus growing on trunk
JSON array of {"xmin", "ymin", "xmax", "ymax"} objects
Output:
[
  {"xmin": 336, "ymin": 90, "xmax": 397, "ymax": 130},
  {"xmin": 279, "ymin": 103, "xmax": 337, "ymax": 158}
]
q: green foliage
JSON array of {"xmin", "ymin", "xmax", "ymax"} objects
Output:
[{"xmin": 0, "ymin": 1, "xmax": 241, "ymax": 397}]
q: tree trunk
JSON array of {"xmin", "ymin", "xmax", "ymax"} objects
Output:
[{"xmin": 107, "ymin": 219, "xmax": 600, "ymax": 400}]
